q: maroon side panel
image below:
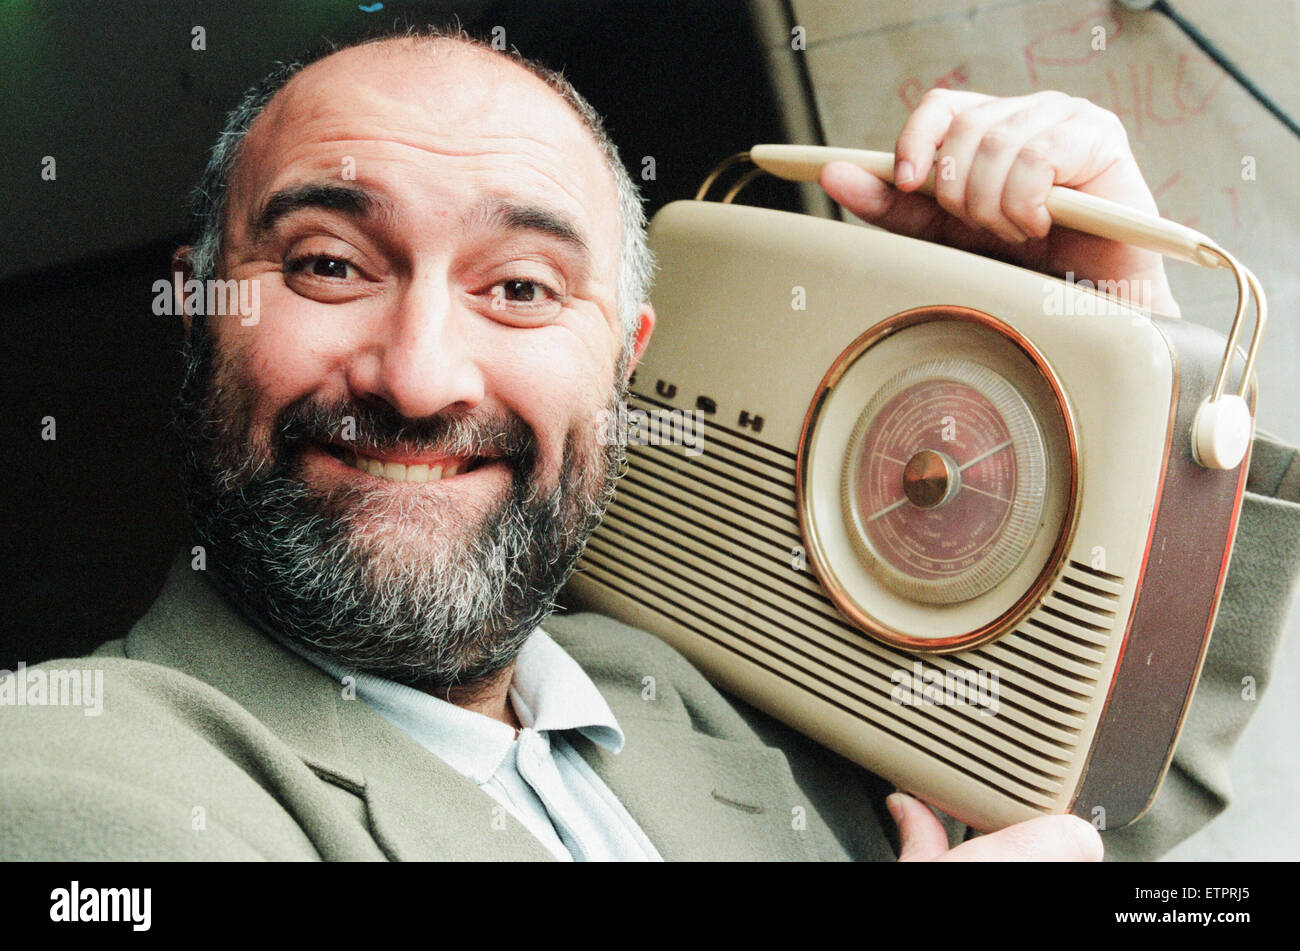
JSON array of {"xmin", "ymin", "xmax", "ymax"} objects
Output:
[{"xmin": 1071, "ymin": 317, "xmax": 1252, "ymax": 828}]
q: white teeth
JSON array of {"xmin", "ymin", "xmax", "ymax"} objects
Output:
[{"xmin": 343, "ymin": 452, "xmax": 471, "ymax": 483}]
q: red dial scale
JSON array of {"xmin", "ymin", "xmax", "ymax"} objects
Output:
[{"xmin": 843, "ymin": 359, "xmax": 1048, "ymax": 606}]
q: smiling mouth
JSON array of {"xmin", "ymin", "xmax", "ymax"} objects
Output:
[{"xmin": 317, "ymin": 442, "xmax": 497, "ymax": 484}]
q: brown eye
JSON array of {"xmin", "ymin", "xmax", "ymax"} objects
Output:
[
  {"xmin": 314, "ymin": 258, "xmax": 351, "ymax": 276},
  {"xmin": 483, "ymin": 276, "xmax": 562, "ymax": 325},
  {"xmin": 286, "ymin": 256, "xmax": 354, "ymax": 280},
  {"xmin": 502, "ymin": 279, "xmax": 542, "ymax": 301},
  {"xmin": 309, "ymin": 258, "xmax": 351, "ymax": 279}
]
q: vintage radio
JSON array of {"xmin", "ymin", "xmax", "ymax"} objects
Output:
[{"xmin": 564, "ymin": 145, "xmax": 1266, "ymax": 832}]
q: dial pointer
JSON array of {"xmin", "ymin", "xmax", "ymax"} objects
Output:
[{"xmin": 959, "ymin": 439, "xmax": 1013, "ymax": 473}]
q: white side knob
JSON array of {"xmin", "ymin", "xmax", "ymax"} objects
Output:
[{"xmin": 1192, "ymin": 395, "xmax": 1252, "ymax": 469}]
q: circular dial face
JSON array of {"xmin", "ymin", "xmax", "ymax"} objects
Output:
[{"xmin": 843, "ymin": 359, "xmax": 1047, "ymax": 604}]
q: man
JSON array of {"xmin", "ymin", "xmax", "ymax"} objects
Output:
[{"xmin": 2, "ymin": 27, "xmax": 1296, "ymax": 861}]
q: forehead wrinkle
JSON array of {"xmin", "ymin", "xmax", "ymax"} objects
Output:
[
  {"xmin": 256, "ymin": 64, "xmax": 614, "ymax": 207},
  {"xmin": 267, "ymin": 59, "xmax": 595, "ymax": 156},
  {"xmin": 269, "ymin": 127, "xmax": 607, "ymax": 219}
]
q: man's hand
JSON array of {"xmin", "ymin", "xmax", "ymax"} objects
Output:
[
  {"xmin": 888, "ymin": 792, "xmax": 1104, "ymax": 861},
  {"xmin": 819, "ymin": 88, "xmax": 1180, "ymax": 316}
]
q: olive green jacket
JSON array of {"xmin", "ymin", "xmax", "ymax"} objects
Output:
[{"xmin": 2, "ymin": 433, "xmax": 1298, "ymax": 861}]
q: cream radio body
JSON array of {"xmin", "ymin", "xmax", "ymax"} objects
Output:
[{"xmin": 564, "ymin": 190, "xmax": 1259, "ymax": 833}]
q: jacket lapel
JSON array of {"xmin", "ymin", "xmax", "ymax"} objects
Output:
[
  {"xmin": 125, "ymin": 557, "xmax": 555, "ymax": 861},
  {"xmin": 330, "ymin": 693, "xmax": 555, "ymax": 861}
]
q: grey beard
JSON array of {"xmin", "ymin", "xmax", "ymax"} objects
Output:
[{"xmin": 173, "ymin": 318, "xmax": 625, "ymax": 689}]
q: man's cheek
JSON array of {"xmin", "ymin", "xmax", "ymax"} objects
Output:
[
  {"xmin": 235, "ymin": 330, "xmax": 339, "ymax": 417},
  {"xmin": 204, "ymin": 349, "xmax": 302, "ymax": 477}
]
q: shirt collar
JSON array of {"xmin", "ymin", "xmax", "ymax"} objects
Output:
[{"xmin": 268, "ymin": 627, "xmax": 625, "ymax": 785}]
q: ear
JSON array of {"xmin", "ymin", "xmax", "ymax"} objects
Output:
[
  {"xmin": 171, "ymin": 246, "xmax": 195, "ymax": 341},
  {"xmin": 623, "ymin": 302, "xmax": 656, "ymax": 383}
]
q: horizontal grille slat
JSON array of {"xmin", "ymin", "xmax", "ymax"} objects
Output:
[
  {"xmin": 627, "ymin": 442, "xmax": 799, "ymax": 525},
  {"xmin": 1067, "ymin": 560, "xmax": 1126, "ymax": 595}
]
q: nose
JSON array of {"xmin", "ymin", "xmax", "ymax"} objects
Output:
[{"xmin": 347, "ymin": 271, "xmax": 486, "ymax": 420}]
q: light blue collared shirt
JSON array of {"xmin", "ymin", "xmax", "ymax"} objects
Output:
[{"xmin": 275, "ymin": 628, "xmax": 662, "ymax": 862}]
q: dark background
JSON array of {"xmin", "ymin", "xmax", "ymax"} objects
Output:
[{"xmin": 0, "ymin": 0, "xmax": 820, "ymax": 666}]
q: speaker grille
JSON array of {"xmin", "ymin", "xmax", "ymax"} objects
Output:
[{"xmin": 574, "ymin": 392, "xmax": 1121, "ymax": 809}]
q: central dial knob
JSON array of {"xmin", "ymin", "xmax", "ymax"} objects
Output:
[{"xmin": 902, "ymin": 449, "xmax": 961, "ymax": 509}]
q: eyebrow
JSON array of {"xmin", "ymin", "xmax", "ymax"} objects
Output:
[
  {"xmin": 250, "ymin": 183, "xmax": 395, "ymax": 241},
  {"xmin": 465, "ymin": 198, "xmax": 592, "ymax": 269}
]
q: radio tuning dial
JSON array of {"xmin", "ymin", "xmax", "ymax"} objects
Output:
[
  {"xmin": 799, "ymin": 308, "xmax": 1077, "ymax": 651},
  {"xmin": 844, "ymin": 358, "xmax": 1048, "ymax": 606}
]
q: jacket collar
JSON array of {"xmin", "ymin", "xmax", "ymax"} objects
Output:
[{"xmin": 268, "ymin": 625, "xmax": 625, "ymax": 785}]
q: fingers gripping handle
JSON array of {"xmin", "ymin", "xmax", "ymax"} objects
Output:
[
  {"xmin": 749, "ymin": 144, "xmax": 1224, "ymax": 267},
  {"xmin": 746, "ymin": 144, "xmax": 1266, "ymax": 471}
]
